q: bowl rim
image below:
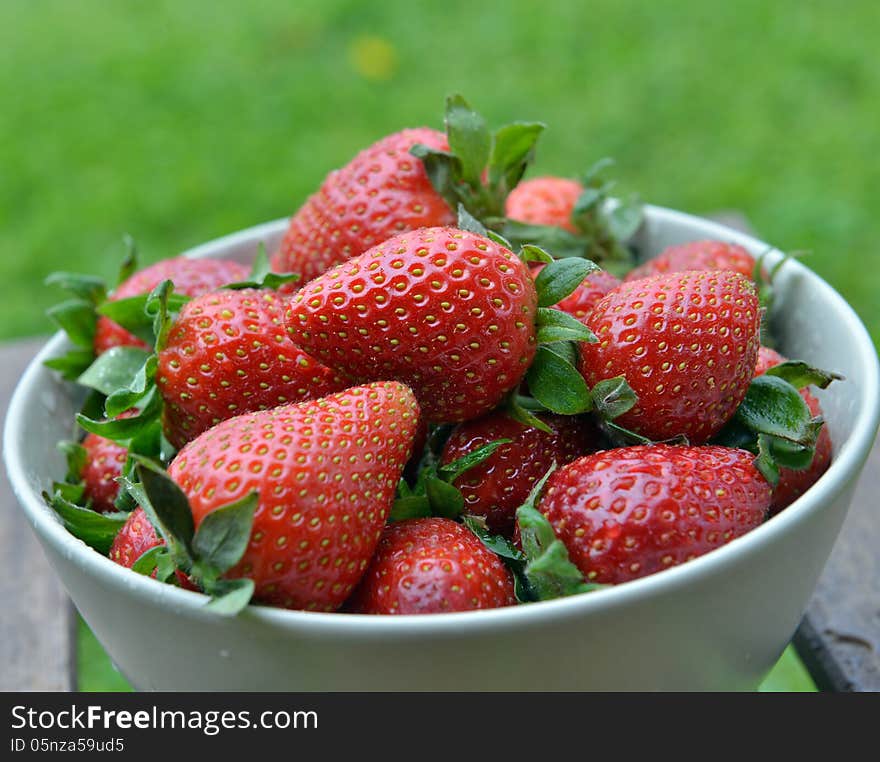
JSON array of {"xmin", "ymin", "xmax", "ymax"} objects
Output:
[{"xmin": 5, "ymin": 205, "xmax": 879, "ymax": 634}]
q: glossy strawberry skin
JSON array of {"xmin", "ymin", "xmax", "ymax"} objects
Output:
[
  {"xmin": 346, "ymin": 517, "xmax": 516, "ymax": 615},
  {"xmin": 441, "ymin": 413, "xmax": 603, "ymax": 537},
  {"xmin": 80, "ymin": 432, "xmax": 128, "ymax": 513},
  {"xmin": 531, "ymin": 264, "xmax": 620, "ymax": 323},
  {"xmin": 506, "ymin": 176, "xmax": 583, "ymax": 233},
  {"xmin": 169, "ymin": 382, "xmax": 420, "ymax": 611},
  {"xmin": 538, "ymin": 445, "xmax": 771, "ymax": 584},
  {"xmin": 110, "ymin": 507, "xmax": 162, "ymax": 570},
  {"xmin": 157, "ymin": 288, "xmax": 349, "ymax": 449},
  {"xmin": 271, "ymin": 128, "xmax": 455, "ymax": 284},
  {"xmin": 286, "ymin": 227, "xmax": 538, "ymax": 423},
  {"xmin": 94, "ymin": 257, "xmax": 250, "ymax": 355},
  {"xmin": 579, "ymin": 270, "xmax": 761, "ymax": 443},
  {"xmin": 754, "ymin": 347, "xmax": 833, "ymax": 514},
  {"xmin": 625, "ymin": 240, "xmax": 755, "ymax": 282}
]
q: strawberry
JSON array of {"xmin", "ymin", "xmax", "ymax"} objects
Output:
[
  {"xmin": 271, "ymin": 128, "xmax": 455, "ymax": 285},
  {"xmin": 531, "ymin": 263, "xmax": 620, "ymax": 323},
  {"xmin": 164, "ymin": 382, "xmax": 420, "ymax": 611},
  {"xmin": 95, "ymin": 257, "xmax": 249, "ymax": 355},
  {"xmin": 506, "ymin": 177, "xmax": 583, "ymax": 233},
  {"xmin": 109, "ymin": 507, "xmax": 163, "ymax": 570},
  {"xmin": 754, "ymin": 347, "xmax": 833, "ymax": 514},
  {"xmin": 625, "ymin": 240, "xmax": 755, "ymax": 282},
  {"xmin": 579, "ymin": 270, "xmax": 761, "ymax": 443},
  {"xmin": 440, "ymin": 412, "xmax": 603, "ymax": 536},
  {"xmin": 80, "ymin": 431, "xmax": 129, "ymax": 513},
  {"xmin": 157, "ymin": 288, "xmax": 349, "ymax": 448},
  {"xmin": 286, "ymin": 226, "xmax": 538, "ymax": 423},
  {"xmin": 346, "ymin": 517, "xmax": 516, "ymax": 614},
  {"xmin": 537, "ymin": 444, "xmax": 772, "ymax": 584}
]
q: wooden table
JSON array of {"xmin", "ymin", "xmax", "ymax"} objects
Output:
[{"xmin": 2, "ymin": 250, "xmax": 878, "ymax": 690}]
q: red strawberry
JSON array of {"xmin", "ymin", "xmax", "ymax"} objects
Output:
[
  {"xmin": 271, "ymin": 129, "xmax": 455, "ymax": 284},
  {"xmin": 506, "ymin": 176, "xmax": 583, "ymax": 233},
  {"xmin": 286, "ymin": 227, "xmax": 538, "ymax": 423},
  {"xmin": 531, "ymin": 264, "xmax": 620, "ymax": 323},
  {"xmin": 169, "ymin": 382, "xmax": 420, "ymax": 611},
  {"xmin": 80, "ymin": 432, "xmax": 128, "ymax": 513},
  {"xmin": 537, "ymin": 444, "xmax": 771, "ymax": 584},
  {"xmin": 754, "ymin": 346, "xmax": 833, "ymax": 514},
  {"xmin": 579, "ymin": 270, "xmax": 761, "ymax": 443},
  {"xmin": 625, "ymin": 240, "xmax": 755, "ymax": 282},
  {"xmin": 95, "ymin": 257, "xmax": 249, "ymax": 355},
  {"xmin": 109, "ymin": 507, "xmax": 162, "ymax": 569},
  {"xmin": 157, "ymin": 288, "xmax": 349, "ymax": 448},
  {"xmin": 346, "ymin": 517, "xmax": 516, "ymax": 614},
  {"xmin": 440, "ymin": 412, "xmax": 603, "ymax": 536}
]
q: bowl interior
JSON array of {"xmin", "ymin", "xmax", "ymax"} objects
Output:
[{"xmin": 5, "ymin": 207, "xmax": 879, "ymax": 633}]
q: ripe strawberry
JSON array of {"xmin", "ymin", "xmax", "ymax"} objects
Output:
[
  {"xmin": 271, "ymin": 128, "xmax": 455, "ymax": 284},
  {"xmin": 95, "ymin": 257, "xmax": 249, "ymax": 355},
  {"xmin": 157, "ymin": 288, "xmax": 349, "ymax": 448},
  {"xmin": 109, "ymin": 507, "xmax": 162, "ymax": 569},
  {"xmin": 169, "ymin": 382, "xmax": 420, "ymax": 611},
  {"xmin": 579, "ymin": 270, "xmax": 761, "ymax": 443},
  {"xmin": 80, "ymin": 431, "xmax": 129, "ymax": 513},
  {"xmin": 286, "ymin": 226, "xmax": 537, "ymax": 423},
  {"xmin": 346, "ymin": 517, "xmax": 516, "ymax": 614},
  {"xmin": 537, "ymin": 444, "xmax": 771, "ymax": 584},
  {"xmin": 440, "ymin": 412, "xmax": 603, "ymax": 536},
  {"xmin": 531, "ymin": 264, "xmax": 620, "ymax": 323},
  {"xmin": 754, "ymin": 346, "xmax": 833, "ymax": 514},
  {"xmin": 506, "ymin": 176, "xmax": 583, "ymax": 233},
  {"xmin": 625, "ymin": 240, "xmax": 755, "ymax": 282}
]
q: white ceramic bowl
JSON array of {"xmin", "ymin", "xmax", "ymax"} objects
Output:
[{"xmin": 5, "ymin": 207, "xmax": 879, "ymax": 690}]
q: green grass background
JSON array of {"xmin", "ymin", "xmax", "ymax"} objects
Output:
[{"xmin": 7, "ymin": 0, "xmax": 877, "ymax": 691}]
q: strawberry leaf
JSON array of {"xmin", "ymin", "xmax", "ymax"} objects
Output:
[
  {"xmin": 191, "ymin": 491, "xmax": 258, "ymax": 577},
  {"xmin": 444, "ymin": 94, "xmax": 491, "ymax": 188},
  {"xmin": 533, "ymin": 258, "xmax": 600, "ymax": 307},
  {"xmin": 43, "ymin": 349, "xmax": 96, "ymax": 381},
  {"xmin": 58, "ymin": 440, "xmax": 87, "ymax": 483},
  {"xmin": 734, "ymin": 374, "xmax": 821, "ymax": 447},
  {"xmin": 131, "ymin": 545, "xmax": 167, "ymax": 577},
  {"xmin": 45, "ymin": 272, "xmax": 107, "ymax": 305},
  {"xmin": 390, "ymin": 495, "xmax": 432, "ymax": 521},
  {"xmin": 77, "ymin": 346, "xmax": 151, "ymax": 397},
  {"xmin": 410, "ymin": 144, "xmax": 463, "ymax": 212},
  {"xmin": 42, "ymin": 490, "xmax": 128, "ymax": 554},
  {"xmin": 764, "ymin": 361, "xmax": 843, "ymax": 390},
  {"xmin": 535, "ymin": 307, "xmax": 597, "ymax": 344},
  {"xmin": 131, "ymin": 457, "xmax": 195, "ymax": 564},
  {"xmin": 590, "ymin": 376, "xmax": 638, "ymax": 421},
  {"xmin": 456, "ymin": 205, "xmax": 489, "ymax": 237},
  {"xmin": 203, "ymin": 578, "xmax": 255, "ymax": 615},
  {"xmin": 505, "ymin": 393, "xmax": 554, "ymax": 434},
  {"xmin": 424, "ymin": 476, "xmax": 465, "ymax": 519},
  {"xmin": 518, "ymin": 244, "xmax": 553, "ymax": 265},
  {"xmin": 116, "ymin": 234, "xmax": 139, "ymax": 287},
  {"xmin": 488, "ymin": 121, "xmax": 544, "ymax": 195},
  {"xmin": 225, "ymin": 244, "xmax": 300, "ymax": 291},
  {"xmin": 501, "ymin": 220, "xmax": 590, "ymax": 260},
  {"xmin": 526, "ymin": 344, "xmax": 593, "ymax": 415},
  {"xmin": 438, "ymin": 438, "xmax": 512, "ymax": 483},
  {"xmin": 46, "ymin": 299, "xmax": 98, "ymax": 349}
]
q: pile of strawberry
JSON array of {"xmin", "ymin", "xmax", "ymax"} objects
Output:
[{"xmin": 43, "ymin": 96, "xmax": 839, "ymax": 616}]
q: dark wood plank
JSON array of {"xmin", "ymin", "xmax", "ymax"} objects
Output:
[{"xmin": 0, "ymin": 337, "xmax": 76, "ymax": 691}]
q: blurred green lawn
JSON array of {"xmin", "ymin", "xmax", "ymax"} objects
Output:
[{"xmin": 7, "ymin": 0, "xmax": 876, "ymax": 691}]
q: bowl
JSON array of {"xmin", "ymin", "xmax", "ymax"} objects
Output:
[{"xmin": 5, "ymin": 206, "xmax": 879, "ymax": 691}]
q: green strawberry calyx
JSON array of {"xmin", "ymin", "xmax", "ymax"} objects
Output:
[
  {"xmin": 714, "ymin": 364, "xmax": 842, "ymax": 485},
  {"xmin": 464, "ymin": 465, "xmax": 604, "ymax": 603},
  {"xmin": 412, "ymin": 94, "xmax": 545, "ymax": 223},
  {"xmin": 498, "ymin": 158, "xmax": 643, "ymax": 274},
  {"xmin": 123, "ymin": 457, "xmax": 258, "ymax": 615},
  {"xmin": 391, "ymin": 437, "xmax": 512, "ymax": 521}
]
